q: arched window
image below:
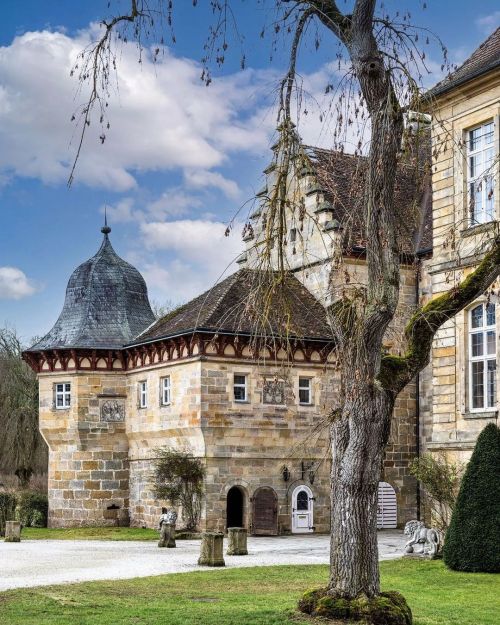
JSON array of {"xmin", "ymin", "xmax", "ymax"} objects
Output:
[
  {"xmin": 469, "ymin": 303, "xmax": 496, "ymax": 410},
  {"xmin": 296, "ymin": 490, "xmax": 309, "ymax": 511}
]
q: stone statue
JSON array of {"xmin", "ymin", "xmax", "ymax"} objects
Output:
[
  {"xmin": 158, "ymin": 508, "xmax": 178, "ymax": 548},
  {"xmin": 404, "ymin": 520, "xmax": 441, "ymax": 558}
]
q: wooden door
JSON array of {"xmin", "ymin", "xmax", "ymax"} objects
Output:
[{"xmin": 252, "ymin": 487, "xmax": 278, "ymax": 535}]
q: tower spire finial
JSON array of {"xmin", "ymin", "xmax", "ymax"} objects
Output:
[{"xmin": 101, "ymin": 206, "xmax": 111, "ymax": 236}]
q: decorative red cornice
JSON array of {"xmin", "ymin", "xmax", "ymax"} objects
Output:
[{"xmin": 22, "ymin": 331, "xmax": 334, "ymax": 374}]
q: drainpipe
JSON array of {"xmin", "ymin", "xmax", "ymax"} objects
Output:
[{"xmin": 415, "ymin": 259, "xmax": 421, "ymax": 521}]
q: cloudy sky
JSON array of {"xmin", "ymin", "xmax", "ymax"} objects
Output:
[{"xmin": 1, "ymin": 1, "xmax": 499, "ymax": 343}]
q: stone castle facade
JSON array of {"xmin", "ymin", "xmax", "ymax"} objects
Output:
[{"xmin": 24, "ymin": 28, "xmax": 500, "ymax": 532}]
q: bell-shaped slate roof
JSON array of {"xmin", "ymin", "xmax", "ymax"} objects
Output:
[{"xmin": 28, "ymin": 227, "xmax": 155, "ymax": 351}]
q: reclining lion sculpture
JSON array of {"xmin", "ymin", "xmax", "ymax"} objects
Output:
[{"xmin": 404, "ymin": 520, "xmax": 441, "ymax": 558}]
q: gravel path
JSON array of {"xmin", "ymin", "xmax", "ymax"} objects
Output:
[{"xmin": 0, "ymin": 531, "xmax": 405, "ymax": 591}]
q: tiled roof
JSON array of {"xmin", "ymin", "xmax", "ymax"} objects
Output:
[
  {"xmin": 307, "ymin": 144, "xmax": 432, "ymax": 254},
  {"xmin": 428, "ymin": 27, "xmax": 500, "ymax": 98},
  {"xmin": 27, "ymin": 232, "xmax": 156, "ymax": 351},
  {"xmin": 131, "ymin": 269, "xmax": 333, "ymax": 344}
]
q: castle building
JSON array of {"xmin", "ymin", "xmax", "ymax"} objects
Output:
[{"xmin": 23, "ymin": 28, "xmax": 500, "ymax": 531}]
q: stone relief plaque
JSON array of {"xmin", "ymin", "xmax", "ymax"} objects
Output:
[
  {"xmin": 100, "ymin": 398, "xmax": 125, "ymax": 422},
  {"xmin": 262, "ymin": 380, "xmax": 286, "ymax": 405}
]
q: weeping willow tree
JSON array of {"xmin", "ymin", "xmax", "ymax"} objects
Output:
[
  {"xmin": 69, "ymin": 0, "xmax": 500, "ymax": 619},
  {"xmin": 0, "ymin": 328, "xmax": 47, "ymax": 487}
]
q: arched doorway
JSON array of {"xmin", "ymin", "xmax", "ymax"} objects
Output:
[
  {"xmin": 291, "ymin": 485, "xmax": 314, "ymax": 533},
  {"xmin": 252, "ymin": 487, "xmax": 278, "ymax": 535},
  {"xmin": 377, "ymin": 481, "xmax": 397, "ymax": 529},
  {"xmin": 226, "ymin": 486, "xmax": 245, "ymax": 528}
]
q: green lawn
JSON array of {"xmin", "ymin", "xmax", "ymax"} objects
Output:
[
  {"xmin": 0, "ymin": 560, "xmax": 498, "ymax": 625},
  {"xmin": 21, "ymin": 526, "xmax": 159, "ymax": 541}
]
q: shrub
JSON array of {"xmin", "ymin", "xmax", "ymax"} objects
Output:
[
  {"xmin": 0, "ymin": 491, "xmax": 17, "ymax": 535},
  {"xmin": 16, "ymin": 491, "xmax": 48, "ymax": 527},
  {"xmin": 443, "ymin": 423, "xmax": 500, "ymax": 572},
  {"xmin": 409, "ymin": 452, "xmax": 461, "ymax": 531},
  {"xmin": 152, "ymin": 447, "xmax": 205, "ymax": 531}
]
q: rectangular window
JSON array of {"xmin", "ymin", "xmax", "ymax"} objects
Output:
[
  {"xmin": 290, "ymin": 228, "xmax": 297, "ymax": 243},
  {"xmin": 469, "ymin": 303, "xmax": 496, "ymax": 410},
  {"xmin": 233, "ymin": 374, "xmax": 247, "ymax": 402},
  {"xmin": 298, "ymin": 377, "xmax": 312, "ymax": 405},
  {"xmin": 161, "ymin": 376, "xmax": 171, "ymax": 405},
  {"xmin": 139, "ymin": 381, "xmax": 147, "ymax": 408},
  {"xmin": 468, "ymin": 121, "xmax": 495, "ymax": 225},
  {"xmin": 55, "ymin": 382, "xmax": 71, "ymax": 409}
]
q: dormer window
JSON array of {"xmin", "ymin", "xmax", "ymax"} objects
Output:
[
  {"xmin": 55, "ymin": 383, "xmax": 71, "ymax": 409},
  {"xmin": 468, "ymin": 121, "xmax": 495, "ymax": 225}
]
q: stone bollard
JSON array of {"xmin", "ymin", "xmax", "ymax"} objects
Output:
[
  {"xmin": 226, "ymin": 527, "xmax": 248, "ymax": 556},
  {"xmin": 158, "ymin": 523, "xmax": 176, "ymax": 548},
  {"xmin": 198, "ymin": 532, "xmax": 225, "ymax": 566},
  {"xmin": 4, "ymin": 521, "xmax": 21, "ymax": 543}
]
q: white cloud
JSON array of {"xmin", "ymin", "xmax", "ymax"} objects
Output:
[
  {"xmin": 0, "ymin": 28, "xmax": 272, "ymax": 191},
  {"xmin": 476, "ymin": 11, "xmax": 500, "ymax": 35},
  {"xmin": 0, "ymin": 267, "xmax": 38, "ymax": 299},
  {"xmin": 138, "ymin": 218, "xmax": 243, "ymax": 304},
  {"xmin": 184, "ymin": 169, "xmax": 240, "ymax": 199}
]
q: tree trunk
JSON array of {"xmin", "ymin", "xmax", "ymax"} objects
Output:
[{"xmin": 329, "ymin": 380, "xmax": 394, "ymax": 598}]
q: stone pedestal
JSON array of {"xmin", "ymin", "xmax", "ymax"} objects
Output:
[
  {"xmin": 198, "ymin": 532, "xmax": 225, "ymax": 566},
  {"xmin": 227, "ymin": 527, "xmax": 248, "ymax": 555},
  {"xmin": 158, "ymin": 523, "xmax": 176, "ymax": 548},
  {"xmin": 4, "ymin": 521, "xmax": 21, "ymax": 543}
]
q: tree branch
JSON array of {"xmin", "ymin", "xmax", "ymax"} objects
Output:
[{"xmin": 379, "ymin": 235, "xmax": 500, "ymax": 392}]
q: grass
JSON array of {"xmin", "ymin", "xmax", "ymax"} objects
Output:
[
  {"xmin": 0, "ymin": 559, "xmax": 498, "ymax": 625},
  {"xmin": 21, "ymin": 527, "xmax": 159, "ymax": 541}
]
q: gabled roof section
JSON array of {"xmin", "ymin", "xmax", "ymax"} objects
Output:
[
  {"xmin": 428, "ymin": 27, "xmax": 500, "ymax": 98},
  {"xmin": 307, "ymin": 143, "xmax": 432, "ymax": 254},
  {"xmin": 131, "ymin": 268, "xmax": 333, "ymax": 345}
]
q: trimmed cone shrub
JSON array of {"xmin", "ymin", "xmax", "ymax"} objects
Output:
[
  {"xmin": 443, "ymin": 422, "xmax": 500, "ymax": 572},
  {"xmin": 16, "ymin": 491, "xmax": 48, "ymax": 527}
]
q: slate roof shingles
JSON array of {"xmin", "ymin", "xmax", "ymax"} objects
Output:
[
  {"xmin": 428, "ymin": 27, "xmax": 500, "ymax": 98},
  {"xmin": 132, "ymin": 269, "xmax": 333, "ymax": 345}
]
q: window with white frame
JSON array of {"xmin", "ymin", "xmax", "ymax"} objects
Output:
[
  {"xmin": 233, "ymin": 374, "xmax": 247, "ymax": 402},
  {"xmin": 139, "ymin": 381, "xmax": 148, "ymax": 408},
  {"xmin": 161, "ymin": 376, "xmax": 171, "ymax": 405},
  {"xmin": 468, "ymin": 121, "xmax": 495, "ymax": 225},
  {"xmin": 299, "ymin": 377, "xmax": 312, "ymax": 405},
  {"xmin": 55, "ymin": 382, "xmax": 71, "ymax": 409},
  {"xmin": 469, "ymin": 303, "xmax": 496, "ymax": 411}
]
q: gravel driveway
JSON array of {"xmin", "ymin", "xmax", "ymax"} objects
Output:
[{"xmin": 0, "ymin": 531, "xmax": 405, "ymax": 591}]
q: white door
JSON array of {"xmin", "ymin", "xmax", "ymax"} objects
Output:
[
  {"xmin": 292, "ymin": 485, "xmax": 314, "ymax": 533},
  {"xmin": 377, "ymin": 481, "xmax": 397, "ymax": 529}
]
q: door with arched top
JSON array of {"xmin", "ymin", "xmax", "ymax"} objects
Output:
[
  {"xmin": 377, "ymin": 481, "xmax": 397, "ymax": 529},
  {"xmin": 292, "ymin": 485, "xmax": 314, "ymax": 533},
  {"xmin": 252, "ymin": 487, "xmax": 278, "ymax": 535}
]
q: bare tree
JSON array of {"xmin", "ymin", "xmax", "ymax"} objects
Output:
[
  {"xmin": 70, "ymin": 0, "xmax": 500, "ymax": 614},
  {"xmin": 0, "ymin": 328, "xmax": 47, "ymax": 488}
]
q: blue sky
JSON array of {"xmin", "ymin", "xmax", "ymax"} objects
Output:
[{"xmin": 1, "ymin": 1, "xmax": 499, "ymax": 343}]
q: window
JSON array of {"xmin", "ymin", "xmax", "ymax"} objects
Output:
[
  {"xmin": 233, "ymin": 374, "xmax": 247, "ymax": 402},
  {"xmin": 298, "ymin": 377, "xmax": 312, "ymax": 405},
  {"xmin": 290, "ymin": 228, "xmax": 297, "ymax": 243},
  {"xmin": 468, "ymin": 121, "xmax": 495, "ymax": 225},
  {"xmin": 469, "ymin": 303, "xmax": 496, "ymax": 411},
  {"xmin": 161, "ymin": 376, "xmax": 171, "ymax": 405},
  {"xmin": 139, "ymin": 381, "xmax": 147, "ymax": 408},
  {"xmin": 55, "ymin": 382, "xmax": 71, "ymax": 409}
]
